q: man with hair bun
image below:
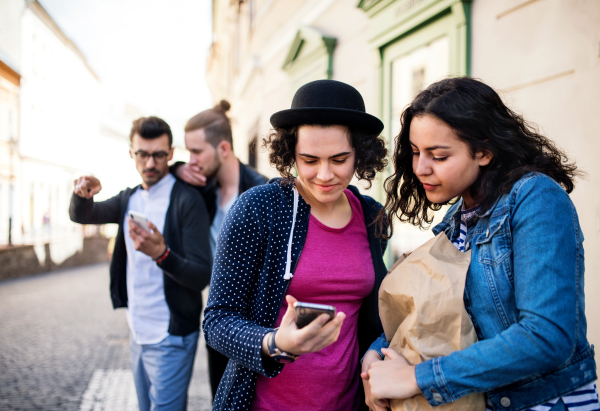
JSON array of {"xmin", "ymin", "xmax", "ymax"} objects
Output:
[{"xmin": 171, "ymin": 100, "xmax": 268, "ymax": 401}]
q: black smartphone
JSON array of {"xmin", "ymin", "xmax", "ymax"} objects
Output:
[{"xmin": 294, "ymin": 302, "xmax": 336, "ymax": 329}]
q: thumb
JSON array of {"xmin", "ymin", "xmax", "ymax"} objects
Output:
[
  {"xmin": 90, "ymin": 184, "xmax": 102, "ymax": 196},
  {"xmin": 279, "ymin": 295, "xmax": 297, "ymax": 327},
  {"xmin": 147, "ymin": 220, "xmax": 158, "ymax": 233},
  {"xmin": 285, "ymin": 294, "xmax": 298, "ymax": 307},
  {"xmin": 381, "ymin": 347, "xmax": 403, "ymax": 360}
]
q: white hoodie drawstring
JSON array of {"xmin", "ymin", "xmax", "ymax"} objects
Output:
[{"xmin": 283, "ymin": 187, "xmax": 298, "ymax": 280}]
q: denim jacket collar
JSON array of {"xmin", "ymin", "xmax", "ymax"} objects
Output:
[{"xmin": 432, "ymin": 194, "xmax": 508, "ymax": 244}]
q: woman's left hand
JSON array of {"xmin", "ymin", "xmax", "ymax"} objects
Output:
[
  {"xmin": 361, "ymin": 350, "xmax": 388, "ymax": 411},
  {"xmin": 367, "ymin": 347, "xmax": 422, "ymax": 404}
]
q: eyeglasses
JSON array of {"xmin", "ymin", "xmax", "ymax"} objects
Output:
[{"xmin": 133, "ymin": 150, "xmax": 169, "ymax": 162}]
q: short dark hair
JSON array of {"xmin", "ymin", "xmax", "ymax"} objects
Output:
[
  {"xmin": 262, "ymin": 124, "xmax": 388, "ymax": 189},
  {"xmin": 378, "ymin": 76, "xmax": 580, "ymax": 237},
  {"xmin": 184, "ymin": 100, "xmax": 233, "ymax": 148},
  {"xmin": 130, "ymin": 116, "xmax": 173, "ymax": 147}
]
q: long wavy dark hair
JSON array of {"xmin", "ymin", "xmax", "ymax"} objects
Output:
[
  {"xmin": 263, "ymin": 125, "xmax": 388, "ymax": 189},
  {"xmin": 377, "ymin": 77, "xmax": 579, "ymax": 238}
]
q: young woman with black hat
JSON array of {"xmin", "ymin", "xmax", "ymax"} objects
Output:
[{"xmin": 203, "ymin": 79, "xmax": 389, "ymax": 411}]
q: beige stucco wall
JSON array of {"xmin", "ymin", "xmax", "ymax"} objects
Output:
[
  {"xmin": 0, "ymin": 0, "xmax": 22, "ymax": 67},
  {"xmin": 209, "ymin": 0, "xmax": 600, "ymax": 347},
  {"xmin": 471, "ymin": 0, "xmax": 600, "ymax": 348},
  {"xmin": 0, "ymin": 1, "xmax": 142, "ymax": 254},
  {"xmin": 208, "ymin": 0, "xmax": 379, "ymax": 182}
]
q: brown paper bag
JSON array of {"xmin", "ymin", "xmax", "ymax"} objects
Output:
[{"xmin": 379, "ymin": 233, "xmax": 485, "ymax": 411}]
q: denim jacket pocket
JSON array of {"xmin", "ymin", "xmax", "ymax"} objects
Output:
[
  {"xmin": 476, "ymin": 214, "xmax": 512, "ymax": 268},
  {"xmin": 475, "ymin": 214, "xmax": 516, "ymax": 328}
]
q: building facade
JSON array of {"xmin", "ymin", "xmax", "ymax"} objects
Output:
[
  {"xmin": 207, "ymin": 0, "xmax": 600, "ymax": 348},
  {"xmin": 0, "ymin": 0, "xmax": 141, "ymax": 267}
]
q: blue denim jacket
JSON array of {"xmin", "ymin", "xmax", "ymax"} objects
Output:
[{"xmin": 369, "ymin": 173, "xmax": 596, "ymax": 410}]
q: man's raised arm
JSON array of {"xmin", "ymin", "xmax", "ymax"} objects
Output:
[{"xmin": 69, "ymin": 176, "xmax": 122, "ymax": 225}]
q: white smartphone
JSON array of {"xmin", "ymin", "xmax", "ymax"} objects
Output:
[{"xmin": 128, "ymin": 210, "xmax": 151, "ymax": 232}]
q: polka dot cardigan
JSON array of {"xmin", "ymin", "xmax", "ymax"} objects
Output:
[{"xmin": 203, "ymin": 179, "xmax": 388, "ymax": 410}]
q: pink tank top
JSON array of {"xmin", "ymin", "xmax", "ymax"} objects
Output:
[{"xmin": 251, "ymin": 190, "xmax": 375, "ymax": 411}]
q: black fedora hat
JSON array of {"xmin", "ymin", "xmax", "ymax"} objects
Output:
[{"xmin": 270, "ymin": 79, "xmax": 384, "ymax": 135}]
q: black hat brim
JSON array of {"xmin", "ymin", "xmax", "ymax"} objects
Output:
[{"xmin": 270, "ymin": 107, "xmax": 384, "ymax": 135}]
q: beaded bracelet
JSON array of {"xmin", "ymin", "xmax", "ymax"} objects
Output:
[{"xmin": 155, "ymin": 247, "xmax": 170, "ymax": 265}]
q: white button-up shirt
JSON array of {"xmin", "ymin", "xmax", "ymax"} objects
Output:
[{"xmin": 124, "ymin": 173, "xmax": 175, "ymax": 345}]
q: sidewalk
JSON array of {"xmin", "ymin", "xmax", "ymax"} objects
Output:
[{"xmin": 0, "ymin": 263, "xmax": 212, "ymax": 410}]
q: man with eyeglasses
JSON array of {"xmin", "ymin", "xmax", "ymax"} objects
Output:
[{"xmin": 70, "ymin": 116, "xmax": 212, "ymax": 411}]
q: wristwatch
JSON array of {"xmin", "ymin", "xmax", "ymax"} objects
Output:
[{"xmin": 267, "ymin": 329, "xmax": 298, "ymax": 364}]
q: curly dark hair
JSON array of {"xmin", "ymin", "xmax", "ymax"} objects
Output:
[
  {"xmin": 262, "ymin": 125, "xmax": 388, "ymax": 189},
  {"xmin": 377, "ymin": 76, "xmax": 580, "ymax": 238}
]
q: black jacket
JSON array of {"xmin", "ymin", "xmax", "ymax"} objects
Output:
[
  {"xmin": 69, "ymin": 180, "xmax": 212, "ymax": 336},
  {"xmin": 171, "ymin": 160, "xmax": 268, "ymax": 222}
]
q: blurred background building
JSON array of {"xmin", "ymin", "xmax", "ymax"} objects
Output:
[
  {"xmin": 0, "ymin": 0, "xmax": 188, "ymax": 275},
  {"xmin": 206, "ymin": 0, "xmax": 600, "ymax": 345}
]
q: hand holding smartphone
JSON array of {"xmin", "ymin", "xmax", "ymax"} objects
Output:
[
  {"xmin": 128, "ymin": 211, "xmax": 151, "ymax": 232},
  {"xmin": 294, "ymin": 302, "xmax": 336, "ymax": 329}
]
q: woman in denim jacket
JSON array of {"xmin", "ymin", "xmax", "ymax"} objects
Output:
[{"xmin": 363, "ymin": 77, "xmax": 597, "ymax": 411}]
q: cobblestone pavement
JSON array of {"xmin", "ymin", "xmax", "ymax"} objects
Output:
[{"xmin": 0, "ymin": 263, "xmax": 212, "ymax": 410}]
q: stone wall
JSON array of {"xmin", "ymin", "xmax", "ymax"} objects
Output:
[{"xmin": 0, "ymin": 236, "xmax": 109, "ymax": 281}]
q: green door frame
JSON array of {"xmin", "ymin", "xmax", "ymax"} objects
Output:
[{"xmin": 358, "ymin": 0, "xmax": 471, "ymax": 264}]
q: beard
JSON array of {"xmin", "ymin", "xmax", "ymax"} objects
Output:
[
  {"xmin": 201, "ymin": 154, "xmax": 222, "ymax": 181},
  {"xmin": 142, "ymin": 167, "xmax": 165, "ymax": 186}
]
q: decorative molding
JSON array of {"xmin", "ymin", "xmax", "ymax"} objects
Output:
[
  {"xmin": 502, "ymin": 69, "xmax": 575, "ymax": 93},
  {"xmin": 26, "ymin": 1, "xmax": 99, "ymax": 81},
  {"xmin": 0, "ymin": 59, "xmax": 21, "ymax": 86},
  {"xmin": 497, "ymin": 0, "xmax": 542, "ymax": 19},
  {"xmin": 282, "ymin": 26, "xmax": 337, "ymax": 80},
  {"xmin": 357, "ymin": 0, "xmax": 385, "ymax": 12}
]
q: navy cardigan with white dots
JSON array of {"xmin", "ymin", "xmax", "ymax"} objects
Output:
[{"xmin": 203, "ymin": 178, "xmax": 388, "ymax": 410}]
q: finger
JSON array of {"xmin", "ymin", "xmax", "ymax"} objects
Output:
[
  {"xmin": 128, "ymin": 227, "xmax": 142, "ymax": 245},
  {"xmin": 88, "ymin": 186, "xmax": 101, "ymax": 198},
  {"xmin": 300, "ymin": 312, "xmax": 331, "ymax": 337},
  {"xmin": 361, "ymin": 371, "xmax": 370, "ymax": 380},
  {"xmin": 319, "ymin": 311, "xmax": 346, "ymax": 334},
  {"xmin": 128, "ymin": 219, "xmax": 145, "ymax": 237},
  {"xmin": 188, "ymin": 174, "xmax": 201, "ymax": 185},
  {"xmin": 187, "ymin": 166, "xmax": 206, "ymax": 181},
  {"xmin": 279, "ymin": 295, "xmax": 298, "ymax": 328},
  {"xmin": 186, "ymin": 167, "xmax": 203, "ymax": 178},
  {"xmin": 286, "ymin": 295, "xmax": 298, "ymax": 307},
  {"xmin": 82, "ymin": 176, "xmax": 93, "ymax": 190},
  {"xmin": 76, "ymin": 181, "xmax": 89, "ymax": 198},
  {"xmin": 188, "ymin": 173, "xmax": 207, "ymax": 187},
  {"xmin": 381, "ymin": 347, "xmax": 402, "ymax": 360},
  {"xmin": 147, "ymin": 220, "xmax": 158, "ymax": 232},
  {"xmin": 308, "ymin": 312, "xmax": 346, "ymax": 350},
  {"xmin": 194, "ymin": 175, "xmax": 207, "ymax": 185}
]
